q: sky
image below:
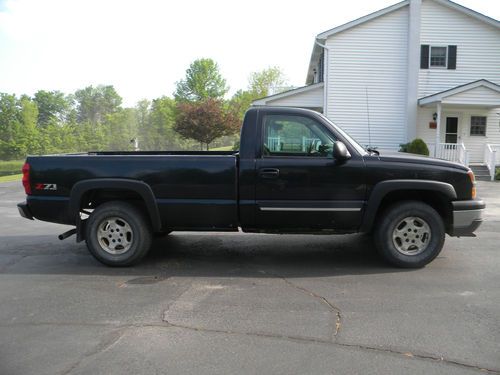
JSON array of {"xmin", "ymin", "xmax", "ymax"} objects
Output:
[{"xmin": 0, "ymin": 0, "xmax": 498, "ymax": 106}]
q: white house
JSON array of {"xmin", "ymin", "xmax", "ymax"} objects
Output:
[{"xmin": 253, "ymin": 0, "xmax": 500, "ymax": 179}]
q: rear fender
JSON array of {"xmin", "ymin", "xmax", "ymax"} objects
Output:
[{"xmin": 69, "ymin": 179, "xmax": 162, "ymax": 237}]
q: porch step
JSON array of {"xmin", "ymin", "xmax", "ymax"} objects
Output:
[{"xmin": 469, "ymin": 165, "xmax": 492, "ymax": 181}]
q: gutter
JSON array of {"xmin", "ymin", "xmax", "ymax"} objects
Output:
[{"xmin": 315, "ymin": 40, "xmax": 330, "ymax": 117}]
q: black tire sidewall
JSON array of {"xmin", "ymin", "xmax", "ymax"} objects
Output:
[
  {"xmin": 85, "ymin": 202, "xmax": 152, "ymax": 266},
  {"xmin": 375, "ymin": 201, "xmax": 445, "ymax": 268}
]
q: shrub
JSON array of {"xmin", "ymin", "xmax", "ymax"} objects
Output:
[
  {"xmin": 0, "ymin": 160, "xmax": 24, "ymax": 177},
  {"xmin": 495, "ymin": 167, "xmax": 499, "ymax": 181},
  {"xmin": 400, "ymin": 138, "xmax": 429, "ymax": 156}
]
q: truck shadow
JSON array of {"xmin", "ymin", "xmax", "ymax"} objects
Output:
[{"xmin": 0, "ymin": 232, "xmax": 419, "ymax": 277}]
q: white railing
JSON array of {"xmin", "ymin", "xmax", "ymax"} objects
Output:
[
  {"xmin": 430, "ymin": 142, "xmax": 469, "ymax": 166},
  {"xmin": 457, "ymin": 143, "xmax": 470, "ymax": 166},
  {"xmin": 267, "ymin": 137, "xmax": 281, "ymax": 151},
  {"xmin": 435, "ymin": 143, "xmax": 459, "ymax": 162},
  {"xmin": 302, "ymin": 137, "xmax": 321, "ymax": 152},
  {"xmin": 484, "ymin": 144, "xmax": 499, "ymax": 181}
]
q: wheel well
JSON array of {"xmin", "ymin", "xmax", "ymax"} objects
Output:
[
  {"xmin": 80, "ymin": 189, "xmax": 150, "ymax": 224},
  {"xmin": 375, "ymin": 190, "xmax": 452, "ymax": 231}
]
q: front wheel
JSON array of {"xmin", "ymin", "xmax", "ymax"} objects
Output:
[
  {"xmin": 85, "ymin": 201, "xmax": 153, "ymax": 266},
  {"xmin": 374, "ymin": 201, "xmax": 445, "ymax": 268}
]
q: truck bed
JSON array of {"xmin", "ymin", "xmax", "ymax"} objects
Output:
[{"xmin": 26, "ymin": 153, "xmax": 239, "ymax": 230}]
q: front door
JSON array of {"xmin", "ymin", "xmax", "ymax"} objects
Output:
[
  {"xmin": 445, "ymin": 117, "xmax": 459, "ymax": 144},
  {"xmin": 254, "ymin": 112, "xmax": 366, "ymax": 232}
]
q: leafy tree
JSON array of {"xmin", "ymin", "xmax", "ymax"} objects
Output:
[
  {"xmin": 174, "ymin": 99, "xmax": 239, "ymax": 150},
  {"xmin": 104, "ymin": 108, "xmax": 137, "ymax": 151},
  {"xmin": 174, "ymin": 58, "xmax": 228, "ymax": 102},
  {"xmin": 0, "ymin": 93, "xmax": 21, "ymax": 159},
  {"xmin": 33, "ymin": 90, "xmax": 71, "ymax": 126},
  {"xmin": 139, "ymin": 97, "xmax": 188, "ymax": 150},
  {"xmin": 230, "ymin": 66, "xmax": 289, "ymax": 121},
  {"xmin": 248, "ymin": 66, "xmax": 288, "ymax": 97},
  {"xmin": 74, "ymin": 85, "xmax": 122, "ymax": 124}
]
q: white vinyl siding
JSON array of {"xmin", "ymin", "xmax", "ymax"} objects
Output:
[
  {"xmin": 419, "ymin": 0, "xmax": 500, "ymax": 97},
  {"xmin": 263, "ymin": 85, "xmax": 324, "ymax": 108},
  {"xmin": 325, "ymin": 6, "xmax": 409, "ymax": 149}
]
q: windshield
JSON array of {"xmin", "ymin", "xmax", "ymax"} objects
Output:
[{"xmin": 317, "ymin": 113, "xmax": 368, "ymax": 155}]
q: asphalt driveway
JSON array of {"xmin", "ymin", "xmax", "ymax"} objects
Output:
[{"xmin": 0, "ymin": 180, "xmax": 499, "ymax": 374}]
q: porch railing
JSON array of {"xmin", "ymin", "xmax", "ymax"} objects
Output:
[
  {"xmin": 484, "ymin": 144, "xmax": 499, "ymax": 181},
  {"xmin": 267, "ymin": 137, "xmax": 281, "ymax": 151},
  {"xmin": 433, "ymin": 142, "xmax": 469, "ymax": 165}
]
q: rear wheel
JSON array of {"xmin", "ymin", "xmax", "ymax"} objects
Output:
[
  {"xmin": 375, "ymin": 201, "xmax": 445, "ymax": 268},
  {"xmin": 85, "ymin": 201, "xmax": 152, "ymax": 266}
]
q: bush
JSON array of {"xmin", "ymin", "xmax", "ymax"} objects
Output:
[
  {"xmin": 495, "ymin": 168, "xmax": 499, "ymax": 181},
  {"xmin": 399, "ymin": 138, "xmax": 429, "ymax": 156},
  {"xmin": 0, "ymin": 160, "xmax": 24, "ymax": 177}
]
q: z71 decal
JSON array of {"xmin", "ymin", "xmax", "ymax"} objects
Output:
[{"xmin": 35, "ymin": 183, "xmax": 57, "ymax": 191}]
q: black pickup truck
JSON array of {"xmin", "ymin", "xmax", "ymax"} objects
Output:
[{"xmin": 18, "ymin": 107, "xmax": 484, "ymax": 268}]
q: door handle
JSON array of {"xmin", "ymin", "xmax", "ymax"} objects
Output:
[{"xmin": 260, "ymin": 168, "xmax": 280, "ymax": 179}]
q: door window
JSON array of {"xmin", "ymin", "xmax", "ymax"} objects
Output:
[
  {"xmin": 445, "ymin": 117, "xmax": 458, "ymax": 144},
  {"xmin": 262, "ymin": 115, "xmax": 335, "ymax": 157}
]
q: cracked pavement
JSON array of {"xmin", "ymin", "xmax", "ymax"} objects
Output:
[{"xmin": 0, "ymin": 180, "xmax": 499, "ymax": 374}]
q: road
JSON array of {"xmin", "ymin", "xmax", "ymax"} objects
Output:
[{"xmin": 0, "ymin": 180, "xmax": 499, "ymax": 374}]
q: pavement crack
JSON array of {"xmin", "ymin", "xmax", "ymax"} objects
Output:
[
  {"xmin": 60, "ymin": 326, "xmax": 129, "ymax": 375},
  {"xmin": 260, "ymin": 270, "xmax": 342, "ymax": 341},
  {"xmin": 158, "ymin": 320, "xmax": 500, "ymax": 374}
]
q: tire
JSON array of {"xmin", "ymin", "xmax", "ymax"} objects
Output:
[
  {"xmin": 374, "ymin": 201, "xmax": 445, "ymax": 268},
  {"xmin": 85, "ymin": 201, "xmax": 153, "ymax": 267}
]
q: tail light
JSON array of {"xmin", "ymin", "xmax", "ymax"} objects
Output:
[
  {"xmin": 22, "ymin": 162, "xmax": 31, "ymax": 195},
  {"xmin": 467, "ymin": 169, "xmax": 476, "ymax": 199}
]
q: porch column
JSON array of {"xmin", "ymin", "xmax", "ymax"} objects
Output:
[{"xmin": 435, "ymin": 102, "xmax": 441, "ymax": 157}]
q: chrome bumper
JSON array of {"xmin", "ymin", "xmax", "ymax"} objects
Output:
[{"xmin": 449, "ymin": 200, "xmax": 485, "ymax": 237}]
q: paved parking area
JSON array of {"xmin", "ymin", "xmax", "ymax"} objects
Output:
[{"xmin": 0, "ymin": 180, "xmax": 499, "ymax": 374}]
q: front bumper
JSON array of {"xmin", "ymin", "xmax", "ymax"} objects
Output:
[
  {"xmin": 449, "ymin": 199, "xmax": 485, "ymax": 237},
  {"xmin": 17, "ymin": 202, "xmax": 34, "ymax": 220}
]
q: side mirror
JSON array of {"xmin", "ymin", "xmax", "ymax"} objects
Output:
[{"xmin": 333, "ymin": 141, "xmax": 351, "ymax": 161}]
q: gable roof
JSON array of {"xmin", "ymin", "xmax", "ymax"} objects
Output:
[
  {"xmin": 418, "ymin": 79, "xmax": 500, "ymax": 106},
  {"xmin": 306, "ymin": 0, "xmax": 500, "ymax": 84}
]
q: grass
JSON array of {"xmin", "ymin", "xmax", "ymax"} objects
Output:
[
  {"xmin": 0, "ymin": 160, "xmax": 24, "ymax": 177},
  {"xmin": 0, "ymin": 173, "xmax": 22, "ymax": 182},
  {"xmin": 209, "ymin": 145, "xmax": 233, "ymax": 151}
]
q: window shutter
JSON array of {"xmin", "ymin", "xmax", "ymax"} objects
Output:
[
  {"xmin": 420, "ymin": 45, "xmax": 429, "ymax": 69},
  {"xmin": 448, "ymin": 45, "xmax": 457, "ymax": 69}
]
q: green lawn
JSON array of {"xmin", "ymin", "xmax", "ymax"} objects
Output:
[
  {"xmin": 209, "ymin": 146, "xmax": 233, "ymax": 151},
  {"xmin": 0, "ymin": 173, "xmax": 22, "ymax": 182}
]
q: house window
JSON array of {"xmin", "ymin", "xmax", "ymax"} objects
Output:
[
  {"xmin": 470, "ymin": 116, "xmax": 486, "ymax": 136},
  {"xmin": 430, "ymin": 46, "xmax": 447, "ymax": 67}
]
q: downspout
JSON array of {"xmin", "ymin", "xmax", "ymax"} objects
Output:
[{"xmin": 315, "ymin": 40, "xmax": 330, "ymax": 117}]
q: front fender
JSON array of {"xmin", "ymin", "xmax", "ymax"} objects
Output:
[{"xmin": 360, "ymin": 179, "xmax": 456, "ymax": 232}]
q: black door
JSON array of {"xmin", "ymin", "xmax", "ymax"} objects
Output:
[
  {"xmin": 254, "ymin": 113, "xmax": 366, "ymax": 232},
  {"xmin": 445, "ymin": 117, "xmax": 458, "ymax": 144}
]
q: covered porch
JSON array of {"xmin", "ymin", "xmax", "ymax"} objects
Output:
[{"xmin": 417, "ymin": 80, "xmax": 500, "ymax": 180}]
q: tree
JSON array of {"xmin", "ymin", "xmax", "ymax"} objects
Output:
[
  {"xmin": 138, "ymin": 97, "xmax": 188, "ymax": 151},
  {"xmin": 74, "ymin": 85, "xmax": 122, "ymax": 124},
  {"xmin": 174, "ymin": 58, "xmax": 228, "ymax": 102},
  {"xmin": 33, "ymin": 90, "xmax": 71, "ymax": 126},
  {"xmin": 174, "ymin": 99, "xmax": 239, "ymax": 150},
  {"xmin": 230, "ymin": 66, "xmax": 289, "ymax": 121},
  {"xmin": 248, "ymin": 66, "xmax": 288, "ymax": 98}
]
